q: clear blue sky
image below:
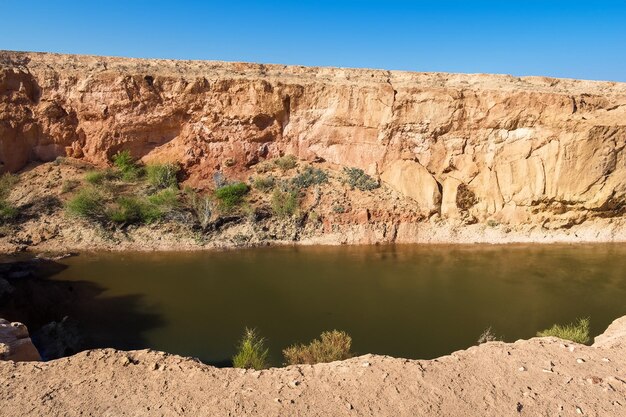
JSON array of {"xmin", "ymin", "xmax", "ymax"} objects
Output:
[{"xmin": 2, "ymin": 0, "xmax": 625, "ymax": 81}]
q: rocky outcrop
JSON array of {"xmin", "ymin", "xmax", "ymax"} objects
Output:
[
  {"xmin": 0, "ymin": 318, "xmax": 41, "ymax": 361},
  {"xmin": 2, "ymin": 51, "xmax": 626, "ymax": 230},
  {"xmin": 2, "ymin": 316, "xmax": 626, "ymax": 416},
  {"xmin": 380, "ymin": 160, "xmax": 441, "ymax": 213}
]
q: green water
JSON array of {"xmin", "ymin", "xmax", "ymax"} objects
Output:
[{"xmin": 51, "ymin": 244, "xmax": 626, "ymax": 366}]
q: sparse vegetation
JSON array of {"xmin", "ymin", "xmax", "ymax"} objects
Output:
[
  {"xmin": 61, "ymin": 179, "xmax": 80, "ymax": 193},
  {"xmin": 107, "ymin": 196, "xmax": 152, "ymax": 224},
  {"xmin": 274, "ymin": 154, "xmax": 297, "ymax": 171},
  {"xmin": 254, "ymin": 161, "xmax": 274, "ymax": 174},
  {"xmin": 271, "ymin": 189, "xmax": 298, "ymax": 217},
  {"xmin": 291, "ymin": 167, "xmax": 328, "ymax": 189},
  {"xmin": 146, "ymin": 163, "xmax": 179, "ymax": 189},
  {"xmin": 112, "ymin": 150, "xmax": 141, "ymax": 181},
  {"xmin": 183, "ymin": 188, "xmax": 213, "ymax": 228},
  {"xmin": 0, "ymin": 174, "xmax": 18, "ymax": 221},
  {"xmin": 252, "ymin": 175, "xmax": 275, "ymax": 192},
  {"xmin": 477, "ymin": 327, "xmax": 499, "ymax": 344},
  {"xmin": 214, "ymin": 182, "xmax": 249, "ymax": 211},
  {"xmin": 343, "ymin": 167, "xmax": 379, "ymax": 191},
  {"xmin": 283, "ymin": 330, "xmax": 353, "ymax": 365},
  {"xmin": 148, "ymin": 188, "xmax": 179, "ymax": 209},
  {"xmin": 332, "ymin": 204, "xmax": 346, "ymax": 214},
  {"xmin": 537, "ymin": 318, "xmax": 591, "ymax": 344},
  {"xmin": 232, "ymin": 328, "xmax": 269, "ymax": 370},
  {"xmin": 456, "ymin": 183, "xmax": 477, "ymax": 210},
  {"xmin": 65, "ymin": 187, "xmax": 105, "ymax": 220},
  {"xmin": 84, "ymin": 170, "xmax": 110, "ymax": 185},
  {"xmin": 108, "ymin": 190, "xmax": 177, "ymax": 225}
]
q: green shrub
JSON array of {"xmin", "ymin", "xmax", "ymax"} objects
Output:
[
  {"xmin": 537, "ymin": 318, "xmax": 590, "ymax": 344},
  {"xmin": 252, "ymin": 175, "xmax": 275, "ymax": 192},
  {"xmin": 107, "ymin": 196, "xmax": 164, "ymax": 224},
  {"xmin": 343, "ymin": 167, "xmax": 379, "ymax": 191},
  {"xmin": 215, "ymin": 182, "xmax": 249, "ymax": 210},
  {"xmin": 146, "ymin": 163, "xmax": 179, "ymax": 189},
  {"xmin": 232, "ymin": 328, "xmax": 269, "ymax": 370},
  {"xmin": 291, "ymin": 167, "xmax": 328, "ymax": 189},
  {"xmin": 148, "ymin": 188, "xmax": 179, "ymax": 209},
  {"xmin": 112, "ymin": 150, "xmax": 141, "ymax": 181},
  {"xmin": 274, "ymin": 154, "xmax": 297, "ymax": 171},
  {"xmin": 283, "ymin": 330, "xmax": 353, "ymax": 365},
  {"xmin": 108, "ymin": 197, "xmax": 144, "ymax": 224},
  {"xmin": 65, "ymin": 188, "xmax": 105, "ymax": 220},
  {"xmin": 271, "ymin": 189, "xmax": 298, "ymax": 217},
  {"xmin": 0, "ymin": 202, "xmax": 17, "ymax": 221}
]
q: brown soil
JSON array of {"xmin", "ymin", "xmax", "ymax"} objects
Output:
[{"xmin": 2, "ymin": 316, "xmax": 626, "ymax": 416}]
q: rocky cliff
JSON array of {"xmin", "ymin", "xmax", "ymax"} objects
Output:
[{"xmin": 2, "ymin": 51, "xmax": 626, "ymax": 248}]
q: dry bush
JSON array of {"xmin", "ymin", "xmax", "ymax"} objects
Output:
[{"xmin": 283, "ymin": 330, "xmax": 353, "ymax": 365}]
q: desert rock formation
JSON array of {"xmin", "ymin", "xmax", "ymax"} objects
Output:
[
  {"xmin": 2, "ymin": 51, "xmax": 626, "ymax": 225},
  {"xmin": 2, "ymin": 316, "xmax": 626, "ymax": 416},
  {"xmin": 0, "ymin": 318, "xmax": 40, "ymax": 361}
]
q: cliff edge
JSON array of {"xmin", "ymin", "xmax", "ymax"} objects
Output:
[{"xmin": 2, "ymin": 316, "xmax": 626, "ymax": 416}]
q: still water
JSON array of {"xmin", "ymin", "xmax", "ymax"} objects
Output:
[{"xmin": 51, "ymin": 244, "xmax": 626, "ymax": 366}]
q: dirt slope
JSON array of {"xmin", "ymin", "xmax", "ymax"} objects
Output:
[{"xmin": 2, "ymin": 316, "xmax": 626, "ymax": 416}]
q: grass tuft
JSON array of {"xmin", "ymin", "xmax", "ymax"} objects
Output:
[
  {"xmin": 112, "ymin": 150, "xmax": 141, "ymax": 181},
  {"xmin": 271, "ymin": 188, "xmax": 298, "ymax": 217},
  {"xmin": 274, "ymin": 155, "xmax": 297, "ymax": 171},
  {"xmin": 0, "ymin": 174, "xmax": 18, "ymax": 221},
  {"xmin": 84, "ymin": 170, "xmax": 111, "ymax": 185},
  {"xmin": 232, "ymin": 328, "xmax": 269, "ymax": 370},
  {"xmin": 214, "ymin": 182, "xmax": 249, "ymax": 211},
  {"xmin": 283, "ymin": 330, "xmax": 353, "ymax": 365},
  {"xmin": 537, "ymin": 317, "xmax": 591, "ymax": 344},
  {"xmin": 65, "ymin": 187, "xmax": 105, "ymax": 220},
  {"xmin": 252, "ymin": 175, "xmax": 275, "ymax": 192},
  {"xmin": 146, "ymin": 163, "xmax": 179, "ymax": 189}
]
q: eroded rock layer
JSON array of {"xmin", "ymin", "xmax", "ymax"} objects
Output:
[{"xmin": 2, "ymin": 50, "xmax": 626, "ymax": 228}]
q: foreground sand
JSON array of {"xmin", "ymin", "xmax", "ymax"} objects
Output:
[{"xmin": 2, "ymin": 317, "xmax": 625, "ymax": 416}]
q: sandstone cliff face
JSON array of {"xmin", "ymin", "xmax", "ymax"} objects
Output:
[{"xmin": 2, "ymin": 51, "xmax": 626, "ymax": 226}]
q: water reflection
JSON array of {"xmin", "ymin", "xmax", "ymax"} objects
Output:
[{"xmin": 22, "ymin": 244, "xmax": 626, "ymax": 365}]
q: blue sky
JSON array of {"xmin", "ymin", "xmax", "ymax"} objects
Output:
[{"xmin": 2, "ymin": 1, "xmax": 625, "ymax": 81}]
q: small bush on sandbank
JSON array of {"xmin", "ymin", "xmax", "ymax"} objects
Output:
[
  {"xmin": 233, "ymin": 328, "xmax": 269, "ymax": 370},
  {"xmin": 283, "ymin": 330, "xmax": 353, "ymax": 365}
]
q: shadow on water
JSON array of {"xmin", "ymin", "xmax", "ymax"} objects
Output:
[{"xmin": 0, "ymin": 256, "xmax": 165, "ymax": 358}]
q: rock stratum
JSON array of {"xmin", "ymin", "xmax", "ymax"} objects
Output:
[
  {"xmin": 1, "ymin": 316, "xmax": 626, "ymax": 416},
  {"xmin": 2, "ymin": 51, "xmax": 626, "ymax": 249}
]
